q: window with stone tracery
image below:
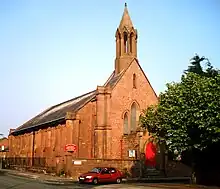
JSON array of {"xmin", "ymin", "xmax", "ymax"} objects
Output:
[
  {"xmin": 123, "ymin": 112, "xmax": 129, "ymax": 135},
  {"xmin": 124, "ymin": 32, "xmax": 128, "ymax": 53},
  {"xmin": 130, "ymin": 102, "xmax": 137, "ymax": 132},
  {"xmin": 130, "ymin": 33, "xmax": 134, "ymax": 53}
]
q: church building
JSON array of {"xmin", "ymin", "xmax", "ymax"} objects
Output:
[{"xmin": 8, "ymin": 4, "xmax": 160, "ymax": 178}]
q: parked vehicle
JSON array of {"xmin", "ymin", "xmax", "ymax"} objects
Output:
[{"xmin": 78, "ymin": 167, "xmax": 123, "ymax": 184}]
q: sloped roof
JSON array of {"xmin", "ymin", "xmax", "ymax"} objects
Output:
[
  {"xmin": 12, "ymin": 57, "xmax": 157, "ymax": 135},
  {"xmin": 13, "ymin": 90, "xmax": 96, "ymax": 134},
  {"xmin": 104, "ymin": 70, "xmax": 125, "ymax": 88}
]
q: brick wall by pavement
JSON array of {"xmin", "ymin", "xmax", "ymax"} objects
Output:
[{"xmin": 65, "ymin": 158, "xmax": 141, "ymax": 180}]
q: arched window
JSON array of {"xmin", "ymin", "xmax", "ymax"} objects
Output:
[
  {"xmin": 130, "ymin": 33, "xmax": 134, "ymax": 53},
  {"xmin": 133, "ymin": 73, "xmax": 136, "ymax": 89},
  {"xmin": 130, "ymin": 103, "xmax": 137, "ymax": 131},
  {"xmin": 123, "ymin": 32, "xmax": 128, "ymax": 53},
  {"xmin": 123, "ymin": 112, "xmax": 129, "ymax": 135},
  {"xmin": 119, "ymin": 33, "xmax": 121, "ymax": 56}
]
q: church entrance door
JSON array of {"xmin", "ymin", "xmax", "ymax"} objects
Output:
[{"xmin": 145, "ymin": 142, "xmax": 157, "ymax": 169}]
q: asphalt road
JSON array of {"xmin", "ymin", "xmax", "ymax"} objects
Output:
[
  {"xmin": 1, "ymin": 174, "xmax": 94, "ymax": 189},
  {"xmin": 0, "ymin": 172, "xmax": 161, "ymax": 189}
]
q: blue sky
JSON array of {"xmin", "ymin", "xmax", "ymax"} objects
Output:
[{"xmin": 0, "ymin": 0, "xmax": 220, "ymax": 136}]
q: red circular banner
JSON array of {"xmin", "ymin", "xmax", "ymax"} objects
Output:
[{"xmin": 64, "ymin": 144, "xmax": 77, "ymax": 152}]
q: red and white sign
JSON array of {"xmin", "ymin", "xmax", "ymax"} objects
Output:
[{"xmin": 64, "ymin": 144, "xmax": 77, "ymax": 152}]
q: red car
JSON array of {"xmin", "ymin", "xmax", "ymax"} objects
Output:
[{"xmin": 78, "ymin": 167, "xmax": 123, "ymax": 184}]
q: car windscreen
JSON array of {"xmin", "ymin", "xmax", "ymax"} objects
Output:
[{"xmin": 89, "ymin": 167, "xmax": 102, "ymax": 173}]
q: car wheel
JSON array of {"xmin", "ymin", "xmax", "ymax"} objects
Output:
[
  {"xmin": 93, "ymin": 178, "xmax": 98, "ymax": 185},
  {"xmin": 116, "ymin": 178, "xmax": 121, "ymax": 184},
  {"xmin": 78, "ymin": 180, "xmax": 83, "ymax": 184}
]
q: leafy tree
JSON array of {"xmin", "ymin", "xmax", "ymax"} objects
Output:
[
  {"xmin": 140, "ymin": 56, "xmax": 220, "ymax": 156},
  {"xmin": 185, "ymin": 54, "xmax": 205, "ymax": 75},
  {"xmin": 140, "ymin": 55, "xmax": 220, "ymax": 184},
  {"xmin": 185, "ymin": 54, "xmax": 219, "ymax": 77}
]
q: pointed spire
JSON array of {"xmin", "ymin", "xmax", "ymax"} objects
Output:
[{"xmin": 119, "ymin": 3, "xmax": 133, "ymax": 29}]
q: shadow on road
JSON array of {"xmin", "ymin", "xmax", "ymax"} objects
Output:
[
  {"xmin": 0, "ymin": 171, "xmax": 6, "ymax": 176},
  {"xmin": 45, "ymin": 182, "xmax": 120, "ymax": 188}
]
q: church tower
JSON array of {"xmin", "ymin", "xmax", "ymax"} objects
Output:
[{"xmin": 115, "ymin": 3, "xmax": 138, "ymax": 74}]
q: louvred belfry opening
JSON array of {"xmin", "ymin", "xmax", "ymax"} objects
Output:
[{"xmin": 115, "ymin": 3, "xmax": 138, "ymax": 75}]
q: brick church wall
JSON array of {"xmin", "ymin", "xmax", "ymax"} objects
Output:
[
  {"xmin": 109, "ymin": 59, "xmax": 158, "ymax": 159},
  {"xmin": 76, "ymin": 101, "xmax": 96, "ymax": 159},
  {"xmin": 7, "ymin": 100, "xmax": 96, "ymax": 168},
  {"xmin": 121, "ymin": 134, "xmax": 139, "ymax": 159}
]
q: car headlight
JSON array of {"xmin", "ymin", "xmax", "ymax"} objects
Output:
[{"xmin": 86, "ymin": 176, "xmax": 92, "ymax": 179}]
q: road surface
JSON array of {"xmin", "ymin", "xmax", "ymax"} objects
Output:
[{"xmin": 0, "ymin": 171, "xmax": 161, "ymax": 189}]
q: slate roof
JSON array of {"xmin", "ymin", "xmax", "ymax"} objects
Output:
[
  {"xmin": 12, "ymin": 69, "xmax": 125, "ymax": 135},
  {"xmin": 104, "ymin": 70, "xmax": 125, "ymax": 88},
  {"xmin": 13, "ymin": 90, "xmax": 97, "ymax": 134}
]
